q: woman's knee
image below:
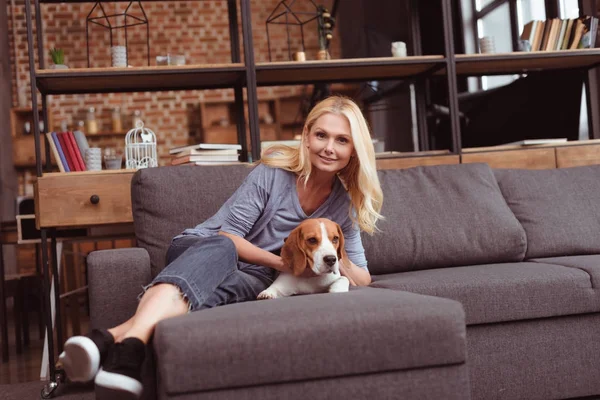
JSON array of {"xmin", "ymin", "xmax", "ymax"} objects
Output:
[{"xmin": 167, "ymin": 235, "xmax": 236, "ymax": 264}]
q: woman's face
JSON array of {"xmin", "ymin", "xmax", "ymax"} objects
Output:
[{"xmin": 306, "ymin": 113, "xmax": 354, "ymax": 175}]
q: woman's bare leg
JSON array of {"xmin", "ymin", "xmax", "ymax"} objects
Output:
[
  {"xmin": 117, "ymin": 283, "xmax": 189, "ymax": 344},
  {"xmin": 107, "ymin": 317, "xmax": 134, "ymax": 342}
]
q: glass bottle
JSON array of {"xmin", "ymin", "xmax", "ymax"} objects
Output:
[
  {"xmin": 86, "ymin": 107, "xmax": 98, "ymax": 134},
  {"xmin": 73, "ymin": 120, "xmax": 85, "ymax": 135},
  {"xmin": 111, "ymin": 107, "xmax": 122, "ymax": 132}
]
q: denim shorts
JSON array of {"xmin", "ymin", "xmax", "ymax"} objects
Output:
[{"xmin": 147, "ymin": 235, "xmax": 277, "ymax": 312}]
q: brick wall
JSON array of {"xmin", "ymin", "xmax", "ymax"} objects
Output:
[{"xmin": 8, "ymin": 0, "xmax": 342, "ymax": 167}]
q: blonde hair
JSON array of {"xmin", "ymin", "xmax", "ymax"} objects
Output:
[{"xmin": 260, "ymin": 96, "xmax": 384, "ymax": 234}]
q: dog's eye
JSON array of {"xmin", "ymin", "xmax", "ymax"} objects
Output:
[
  {"xmin": 307, "ymin": 238, "xmax": 318, "ymax": 245},
  {"xmin": 332, "ymin": 236, "xmax": 339, "ymax": 243}
]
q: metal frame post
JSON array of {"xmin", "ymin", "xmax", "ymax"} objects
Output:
[
  {"xmin": 228, "ymin": 0, "xmax": 249, "ymax": 162},
  {"xmin": 410, "ymin": 0, "xmax": 430, "ymax": 151},
  {"xmin": 240, "ymin": 0, "xmax": 261, "ymax": 161},
  {"xmin": 442, "ymin": 0, "xmax": 462, "ymax": 154}
]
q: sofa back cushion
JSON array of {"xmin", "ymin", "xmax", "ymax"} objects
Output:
[
  {"xmin": 131, "ymin": 164, "xmax": 253, "ymax": 277},
  {"xmin": 494, "ymin": 165, "xmax": 600, "ymax": 259},
  {"xmin": 363, "ymin": 163, "xmax": 527, "ymax": 275}
]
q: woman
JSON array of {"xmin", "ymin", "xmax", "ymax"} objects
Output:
[{"xmin": 59, "ymin": 95, "xmax": 384, "ymax": 399}]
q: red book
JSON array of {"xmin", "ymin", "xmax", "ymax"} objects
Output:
[
  {"xmin": 57, "ymin": 132, "xmax": 76, "ymax": 171},
  {"xmin": 67, "ymin": 131, "xmax": 87, "ymax": 171},
  {"xmin": 62, "ymin": 132, "xmax": 83, "ymax": 171}
]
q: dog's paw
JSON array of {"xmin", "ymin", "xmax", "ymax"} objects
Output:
[
  {"xmin": 329, "ymin": 276, "xmax": 350, "ymax": 293},
  {"xmin": 257, "ymin": 290, "xmax": 279, "ymax": 300}
]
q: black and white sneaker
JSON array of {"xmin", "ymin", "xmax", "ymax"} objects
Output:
[
  {"xmin": 59, "ymin": 329, "xmax": 114, "ymax": 382},
  {"xmin": 95, "ymin": 337, "xmax": 146, "ymax": 400}
]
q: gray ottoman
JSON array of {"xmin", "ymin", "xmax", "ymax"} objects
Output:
[{"xmin": 152, "ymin": 287, "xmax": 469, "ymax": 400}]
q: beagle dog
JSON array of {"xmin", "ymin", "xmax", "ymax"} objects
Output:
[{"xmin": 257, "ymin": 218, "xmax": 350, "ymax": 299}]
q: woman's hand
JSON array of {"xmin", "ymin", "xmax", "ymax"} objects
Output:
[
  {"xmin": 339, "ymin": 260, "xmax": 358, "ymax": 286},
  {"xmin": 338, "ymin": 259, "xmax": 371, "ymax": 286}
]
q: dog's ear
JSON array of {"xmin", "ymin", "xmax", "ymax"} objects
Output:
[
  {"xmin": 335, "ymin": 222, "xmax": 348, "ymax": 261},
  {"xmin": 281, "ymin": 227, "xmax": 307, "ymax": 276}
]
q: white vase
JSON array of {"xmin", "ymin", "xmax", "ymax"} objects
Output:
[{"xmin": 49, "ymin": 64, "xmax": 69, "ymax": 69}]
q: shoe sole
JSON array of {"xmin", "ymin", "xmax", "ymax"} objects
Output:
[
  {"xmin": 95, "ymin": 368, "xmax": 143, "ymax": 400},
  {"xmin": 59, "ymin": 336, "xmax": 100, "ymax": 382}
]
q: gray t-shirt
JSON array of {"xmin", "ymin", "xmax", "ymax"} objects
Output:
[{"xmin": 180, "ymin": 163, "xmax": 368, "ymax": 270}]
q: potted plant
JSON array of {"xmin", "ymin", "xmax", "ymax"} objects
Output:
[{"xmin": 49, "ymin": 48, "xmax": 68, "ymax": 69}]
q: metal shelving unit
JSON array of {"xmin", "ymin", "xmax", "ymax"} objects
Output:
[{"xmin": 34, "ymin": 64, "xmax": 247, "ymax": 94}]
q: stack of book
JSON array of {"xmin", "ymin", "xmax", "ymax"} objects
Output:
[
  {"xmin": 46, "ymin": 131, "xmax": 90, "ymax": 172},
  {"xmin": 520, "ymin": 16, "xmax": 598, "ymax": 52},
  {"xmin": 169, "ymin": 143, "xmax": 242, "ymax": 166}
]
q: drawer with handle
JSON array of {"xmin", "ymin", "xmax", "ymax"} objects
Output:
[{"xmin": 35, "ymin": 170, "xmax": 135, "ymax": 228}]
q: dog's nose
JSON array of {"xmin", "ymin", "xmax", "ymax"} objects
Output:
[{"xmin": 323, "ymin": 255, "xmax": 337, "ymax": 267}]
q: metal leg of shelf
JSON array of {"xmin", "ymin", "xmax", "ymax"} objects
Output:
[
  {"xmin": 227, "ymin": 0, "xmax": 249, "ymax": 162},
  {"xmin": 415, "ymin": 80, "xmax": 430, "ymax": 151},
  {"xmin": 584, "ymin": 72, "xmax": 599, "ymax": 140},
  {"xmin": 234, "ymin": 85, "xmax": 249, "ymax": 162},
  {"xmin": 34, "ymin": 0, "xmax": 45, "ymax": 69},
  {"xmin": 509, "ymin": 1, "xmax": 519, "ymax": 52},
  {"xmin": 40, "ymin": 230, "xmax": 56, "ymax": 381},
  {"xmin": 409, "ymin": 0, "xmax": 422, "ymax": 56},
  {"xmin": 42, "ymin": 95, "xmax": 51, "ymax": 172},
  {"xmin": 24, "ymin": 0, "xmax": 43, "ymax": 178},
  {"xmin": 227, "ymin": 0, "xmax": 241, "ymax": 63},
  {"xmin": 0, "ymin": 240, "xmax": 8, "ymax": 363},
  {"xmin": 240, "ymin": 0, "xmax": 261, "ymax": 161},
  {"xmin": 441, "ymin": 0, "xmax": 462, "ymax": 154},
  {"xmin": 50, "ymin": 230, "xmax": 64, "ymax": 354}
]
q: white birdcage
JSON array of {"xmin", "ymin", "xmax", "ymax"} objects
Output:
[{"xmin": 125, "ymin": 120, "xmax": 158, "ymax": 169}]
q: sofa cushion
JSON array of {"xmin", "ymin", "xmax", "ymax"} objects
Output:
[
  {"xmin": 371, "ymin": 262, "xmax": 600, "ymax": 325},
  {"xmin": 494, "ymin": 165, "xmax": 600, "ymax": 259},
  {"xmin": 131, "ymin": 164, "xmax": 253, "ymax": 277},
  {"xmin": 362, "ymin": 163, "xmax": 527, "ymax": 274},
  {"xmin": 153, "ymin": 287, "xmax": 466, "ymax": 396},
  {"xmin": 530, "ymin": 255, "xmax": 600, "ymax": 287}
]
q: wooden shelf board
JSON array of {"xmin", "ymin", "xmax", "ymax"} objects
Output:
[
  {"xmin": 41, "ymin": 169, "xmax": 137, "ymax": 178},
  {"xmin": 256, "ymin": 56, "xmax": 446, "ymax": 86},
  {"xmin": 451, "ymin": 49, "xmax": 600, "ymax": 76},
  {"xmin": 40, "ymin": 0, "xmax": 196, "ymax": 2},
  {"xmin": 88, "ymin": 131, "xmax": 129, "ymax": 137},
  {"xmin": 462, "ymin": 139, "xmax": 600, "ymax": 153},
  {"xmin": 35, "ymin": 64, "xmax": 246, "ymax": 95}
]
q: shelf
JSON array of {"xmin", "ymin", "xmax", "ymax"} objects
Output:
[
  {"xmin": 35, "ymin": 64, "xmax": 246, "ymax": 95},
  {"xmin": 452, "ymin": 49, "xmax": 600, "ymax": 76},
  {"xmin": 255, "ymin": 56, "xmax": 446, "ymax": 86},
  {"xmin": 88, "ymin": 131, "xmax": 129, "ymax": 137},
  {"xmin": 39, "ymin": 0, "xmax": 198, "ymax": 2}
]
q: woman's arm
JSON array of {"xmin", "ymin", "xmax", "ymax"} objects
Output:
[
  {"xmin": 339, "ymin": 259, "xmax": 372, "ymax": 286},
  {"xmin": 218, "ymin": 231, "xmax": 291, "ymax": 273}
]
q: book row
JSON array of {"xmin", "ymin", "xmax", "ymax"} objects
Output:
[
  {"xmin": 45, "ymin": 131, "xmax": 90, "ymax": 172},
  {"xmin": 520, "ymin": 16, "xmax": 598, "ymax": 52}
]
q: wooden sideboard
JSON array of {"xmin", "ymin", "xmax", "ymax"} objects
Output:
[
  {"xmin": 376, "ymin": 140, "xmax": 600, "ymax": 170},
  {"xmin": 33, "ymin": 141, "xmax": 600, "ymax": 229},
  {"xmin": 35, "ymin": 169, "xmax": 135, "ymax": 229}
]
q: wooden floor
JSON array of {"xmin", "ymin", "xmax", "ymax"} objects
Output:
[{"xmin": 0, "ymin": 305, "xmax": 89, "ymax": 385}]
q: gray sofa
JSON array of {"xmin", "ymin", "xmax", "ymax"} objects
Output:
[{"xmin": 87, "ymin": 162, "xmax": 600, "ymax": 400}]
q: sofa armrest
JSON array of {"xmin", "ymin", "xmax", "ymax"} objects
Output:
[{"xmin": 87, "ymin": 247, "xmax": 152, "ymax": 330}]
